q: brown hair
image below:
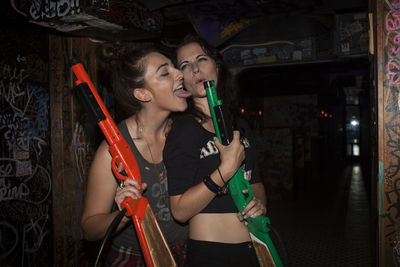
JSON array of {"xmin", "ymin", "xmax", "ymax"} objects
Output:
[
  {"xmin": 174, "ymin": 34, "xmax": 238, "ymax": 122},
  {"xmin": 99, "ymin": 46, "xmax": 161, "ymax": 120}
]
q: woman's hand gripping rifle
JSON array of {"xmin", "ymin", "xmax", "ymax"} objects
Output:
[
  {"xmin": 204, "ymin": 80, "xmax": 283, "ymax": 267},
  {"xmin": 71, "ymin": 59, "xmax": 177, "ymax": 267}
]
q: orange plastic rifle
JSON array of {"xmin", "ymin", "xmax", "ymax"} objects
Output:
[{"xmin": 71, "ymin": 59, "xmax": 177, "ymax": 267}]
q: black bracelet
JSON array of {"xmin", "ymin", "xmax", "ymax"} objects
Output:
[
  {"xmin": 217, "ymin": 167, "xmax": 226, "ymax": 184},
  {"xmin": 216, "ymin": 168, "xmax": 228, "ymax": 194},
  {"xmin": 203, "ymin": 175, "xmax": 224, "ymax": 195}
]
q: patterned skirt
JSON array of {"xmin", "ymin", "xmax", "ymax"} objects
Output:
[{"xmin": 102, "ymin": 240, "xmax": 187, "ymax": 267}]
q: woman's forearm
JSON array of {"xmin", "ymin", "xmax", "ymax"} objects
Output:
[
  {"xmin": 81, "ymin": 210, "xmax": 130, "ymax": 241},
  {"xmin": 170, "ymin": 170, "xmax": 225, "ymax": 222}
]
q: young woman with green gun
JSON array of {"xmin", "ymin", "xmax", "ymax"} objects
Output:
[{"xmin": 163, "ymin": 34, "xmax": 268, "ymax": 267}]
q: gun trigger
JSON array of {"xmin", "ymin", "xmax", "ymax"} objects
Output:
[
  {"xmin": 119, "ymin": 180, "xmax": 125, "ymax": 189},
  {"xmin": 116, "ymin": 162, "xmax": 128, "ymax": 177},
  {"xmin": 243, "ymin": 191, "xmax": 249, "ymax": 200}
]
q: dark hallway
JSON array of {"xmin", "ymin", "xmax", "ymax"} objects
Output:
[
  {"xmin": 268, "ymin": 161, "xmax": 372, "ymax": 266},
  {"xmin": 234, "ymin": 49, "xmax": 373, "ymax": 265},
  {"xmin": 235, "ymin": 54, "xmax": 374, "ymax": 266}
]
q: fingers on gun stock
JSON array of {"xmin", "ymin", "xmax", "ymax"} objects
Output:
[{"xmin": 116, "ymin": 162, "xmax": 147, "ymax": 197}]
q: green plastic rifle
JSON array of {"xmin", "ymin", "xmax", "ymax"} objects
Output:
[{"xmin": 204, "ymin": 80, "xmax": 283, "ymax": 267}]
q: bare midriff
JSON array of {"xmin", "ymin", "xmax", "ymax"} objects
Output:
[{"xmin": 189, "ymin": 213, "xmax": 251, "ymax": 243}]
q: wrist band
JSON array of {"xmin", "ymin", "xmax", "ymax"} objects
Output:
[
  {"xmin": 203, "ymin": 175, "xmax": 227, "ymax": 195},
  {"xmin": 203, "ymin": 175, "xmax": 224, "ymax": 195}
]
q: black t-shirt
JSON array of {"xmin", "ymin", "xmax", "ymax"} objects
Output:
[{"xmin": 163, "ymin": 114, "xmax": 261, "ymax": 213}]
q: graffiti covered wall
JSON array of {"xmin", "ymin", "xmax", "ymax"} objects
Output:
[
  {"xmin": 0, "ymin": 23, "xmax": 52, "ymax": 266},
  {"xmin": 49, "ymin": 35, "xmax": 101, "ymax": 267},
  {"xmin": 379, "ymin": 0, "xmax": 400, "ymax": 265}
]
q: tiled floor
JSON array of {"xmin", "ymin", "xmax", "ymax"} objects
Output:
[{"xmin": 267, "ymin": 162, "xmax": 372, "ymax": 266}]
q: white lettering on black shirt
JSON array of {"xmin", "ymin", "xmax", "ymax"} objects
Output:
[
  {"xmin": 199, "ymin": 137, "xmax": 252, "ymax": 181},
  {"xmin": 200, "ymin": 140, "xmax": 219, "ymax": 159}
]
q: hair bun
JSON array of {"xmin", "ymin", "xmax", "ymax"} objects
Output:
[{"xmin": 97, "ymin": 43, "xmax": 128, "ymax": 72}]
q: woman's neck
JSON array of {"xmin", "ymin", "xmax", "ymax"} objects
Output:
[
  {"xmin": 195, "ymin": 97, "xmax": 211, "ymax": 117},
  {"xmin": 126, "ymin": 111, "xmax": 170, "ymax": 163},
  {"xmin": 127, "ymin": 110, "xmax": 170, "ymax": 140},
  {"xmin": 194, "ymin": 97, "xmax": 215, "ymax": 133}
]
